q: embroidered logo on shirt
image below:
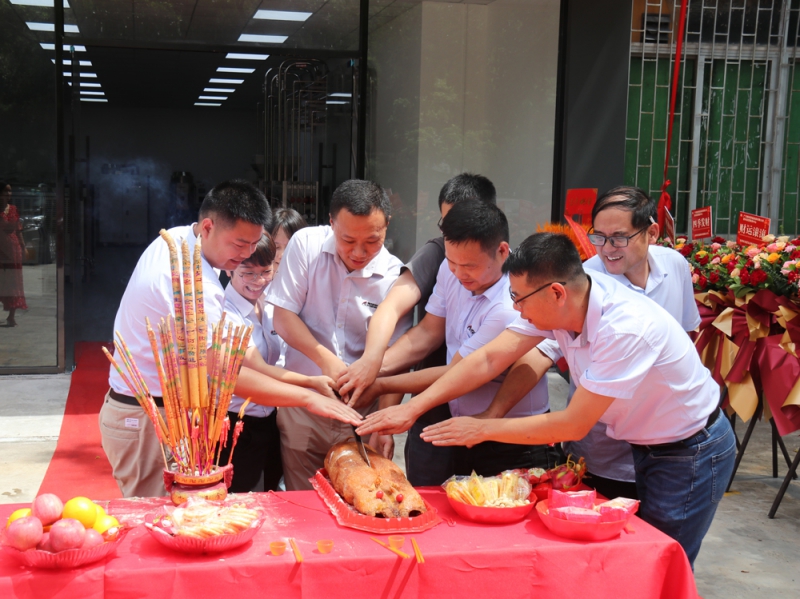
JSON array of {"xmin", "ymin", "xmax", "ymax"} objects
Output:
[
  {"xmin": 270, "ymin": 330, "xmax": 278, "ymax": 335},
  {"xmin": 362, "ymin": 301, "xmax": 379, "ymax": 310},
  {"xmin": 466, "ymin": 325, "xmax": 476, "ymax": 336}
]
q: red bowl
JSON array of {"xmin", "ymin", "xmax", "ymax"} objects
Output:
[
  {"xmin": 447, "ymin": 496, "xmax": 535, "ymax": 524},
  {"xmin": 535, "ymin": 499, "xmax": 630, "ymax": 542},
  {"xmin": 1, "ymin": 528, "xmax": 129, "ymax": 569}
]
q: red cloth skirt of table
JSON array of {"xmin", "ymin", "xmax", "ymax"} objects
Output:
[{"xmin": 0, "ymin": 488, "xmax": 699, "ymax": 599}]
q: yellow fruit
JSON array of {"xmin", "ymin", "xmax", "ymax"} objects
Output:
[
  {"xmin": 6, "ymin": 508, "xmax": 32, "ymax": 528},
  {"xmin": 93, "ymin": 514, "xmax": 119, "ymax": 535},
  {"xmin": 62, "ymin": 497, "xmax": 98, "ymax": 529},
  {"xmin": 94, "ymin": 504, "xmax": 107, "ymax": 519}
]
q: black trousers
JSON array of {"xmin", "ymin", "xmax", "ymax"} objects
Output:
[
  {"xmin": 218, "ymin": 410, "xmax": 283, "ymax": 493},
  {"xmin": 583, "ymin": 472, "xmax": 639, "ymax": 500},
  {"xmin": 453, "ymin": 438, "xmax": 564, "ymax": 477}
]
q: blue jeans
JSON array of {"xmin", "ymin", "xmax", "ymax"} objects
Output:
[{"xmin": 631, "ymin": 411, "xmax": 736, "ymax": 568}]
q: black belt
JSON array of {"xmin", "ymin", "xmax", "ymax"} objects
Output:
[
  {"xmin": 109, "ymin": 388, "xmax": 164, "ymax": 408},
  {"xmin": 631, "ymin": 408, "xmax": 721, "ymax": 453}
]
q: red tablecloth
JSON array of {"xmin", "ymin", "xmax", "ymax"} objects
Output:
[{"xmin": 0, "ymin": 489, "xmax": 698, "ymax": 599}]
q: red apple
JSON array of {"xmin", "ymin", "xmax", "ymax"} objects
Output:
[
  {"xmin": 81, "ymin": 528, "xmax": 104, "ymax": 549},
  {"xmin": 31, "ymin": 494, "xmax": 64, "ymax": 526},
  {"xmin": 6, "ymin": 516, "xmax": 43, "ymax": 551},
  {"xmin": 49, "ymin": 518, "xmax": 86, "ymax": 552},
  {"xmin": 37, "ymin": 532, "xmax": 52, "ymax": 552}
]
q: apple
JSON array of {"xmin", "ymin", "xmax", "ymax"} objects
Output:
[
  {"xmin": 31, "ymin": 494, "xmax": 64, "ymax": 526},
  {"xmin": 37, "ymin": 532, "xmax": 53, "ymax": 552},
  {"xmin": 6, "ymin": 516, "xmax": 43, "ymax": 551},
  {"xmin": 81, "ymin": 529, "xmax": 104, "ymax": 550},
  {"xmin": 49, "ymin": 518, "xmax": 86, "ymax": 552}
]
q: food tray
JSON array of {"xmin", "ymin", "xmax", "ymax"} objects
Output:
[
  {"xmin": 1, "ymin": 528, "xmax": 129, "ymax": 569},
  {"xmin": 531, "ymin": 482, "xmax": 592, "ymax": 502},
  {"xmin": 310, "ymin": 469, "xmax": 442, "ymax": 534},
  {"xmin": 535, "ymin": 499, "xmax": 631, "ymax": 542},
  {"xmin": 144, "ymin": 513, "xmax": 264, "ymax": 554},
  {"xmin": 446, "ymin": 496, "xmax": 535, "ymax": 524}
]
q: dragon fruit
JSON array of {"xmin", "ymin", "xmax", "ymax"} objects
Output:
[{"xmin": 547, "ymin": 455, "xmax": 587, "ymax": 491}]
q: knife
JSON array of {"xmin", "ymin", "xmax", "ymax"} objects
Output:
[{"xmin": 352, "ymin": 425, "xmax": 372, "ymax": 468}]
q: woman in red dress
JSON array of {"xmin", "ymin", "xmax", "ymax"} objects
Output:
[{"xmin": 0, "ymin": 181, "xmax": 27, "ymax": 326}]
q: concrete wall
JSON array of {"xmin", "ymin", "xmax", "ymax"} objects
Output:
[{"xmin": 369, "ymin": 0, "xmax": 560, "ymax": 260}]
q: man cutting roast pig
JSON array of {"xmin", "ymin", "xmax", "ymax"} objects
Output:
[
  {"xmin": 266, "ymin": 179, "xmax": 412, "ymax": 491},
  {"xmin": 357, "ymin": 232, "xmax": 735, "ymax": 568},
  {"xmin": 352, "ymin": 199, "xmax": 555, "ymax": 481},
  {"xmin": 100, "ymin": 180, "xmax": 361, "ymax": 498}
]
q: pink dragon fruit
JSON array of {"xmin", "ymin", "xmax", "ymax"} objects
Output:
[{"xmin": 547, "ymin": 455, "xmax": 587, "ymax": 491}]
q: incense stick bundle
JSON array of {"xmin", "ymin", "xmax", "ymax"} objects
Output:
[{"xmin": 103, "ymin": 229, "xmax": 253, "ymax": 477}]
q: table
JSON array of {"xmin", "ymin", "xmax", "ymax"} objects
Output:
[{"xmin": 0, "ymin": 489, "xmax": 699, "ymax": 599}]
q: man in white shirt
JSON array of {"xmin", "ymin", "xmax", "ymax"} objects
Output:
[
  {"xmin": 99, "ymin": 180, "xmax": 361, "ymax": 498},
  {"xmin": 360, "ymin": 232, "xmax": 735, "ymax": 568},
  {"xmin": 358, "ymin": 200, "xmax": 553, "ymax": 480},
  {"xmin": 509, "ymin": 186, "xmax": 701, "ymax": 499},
  {"xmin": 267, "ymin": 179, "xmax": 412, "ymax": 491}
]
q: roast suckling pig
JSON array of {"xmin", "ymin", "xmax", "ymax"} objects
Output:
[{"xmin": 324, "ymin": 441, "xmax": 427, "ymax": 518}]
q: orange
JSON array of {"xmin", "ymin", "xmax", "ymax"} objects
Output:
[
  {"xmin": 94, "ymin": 503, "xmax": 107, "ymax": 519},
  {"xmin": 62, "ymin": 496, "xmax": 98, "ymax": 529},
  {"xmin": 93, "ymin": 514, "xmax": 119, "ymax": 535},
  {"xmin": 5, "ymin": 508, "xmax": 32, "ymax": 528}
]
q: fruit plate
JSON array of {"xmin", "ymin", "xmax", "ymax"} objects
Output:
[
  {"xmin": 144, "ymin": 513, "xmax": 264, "ymax": 554},
  {"xmin": 446, "ymin": 496, "xmax": 535, "ymax": 524},
  {"xmin": 0, "ymin": 528, "xmax": 129, "ymax": 569},
  {"xmin": 530, "ymin": 482, "xmax": 593, "ymax": 503},
  {"xmin": 535, "ymin": 500, "xmax": 631, "ymax": 542},
  {"xmin": 310, "ymin": 469, "xmax": 442, "ymax": 534}
]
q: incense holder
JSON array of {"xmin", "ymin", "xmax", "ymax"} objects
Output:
[{"xmin": 163, "ymin": 464, "xmax": 233, "ymax": 506}]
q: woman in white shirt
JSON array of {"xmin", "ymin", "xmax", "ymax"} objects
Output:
[{"xmin": 219, "ymin": 233, "xmax": 334, "ymax": 492}]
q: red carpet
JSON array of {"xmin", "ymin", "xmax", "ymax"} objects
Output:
[{"xmin": 37, "ymin": 342, "xmax": 123, "ymax": 500}]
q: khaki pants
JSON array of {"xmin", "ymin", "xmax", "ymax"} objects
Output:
[
  {"xmin": 98, "ymin": 389, "xmax": 168, "ymax": 498},
  {"xmin": 277, "ymin": 402, "xmax": 378, "ymax": 491}
]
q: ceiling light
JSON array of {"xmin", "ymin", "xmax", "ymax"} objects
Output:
[
  {"xmin": 217, "ymin": 67, "xmax": 255, "ymax": 74},
  {"xmin": 253, "ymin": 10, "xmax": 312, "ymax": 22},
  {"xmin": 40, "ymin": 43, "xmax": 87, "ymax": 51},
  {"xmin": 204, "ymin": 88, "xmax": 235, "ymax": 93},
  {"xmin": 326, "ymin": 101, "xmax": 348, "ymax": 105},
  {"xmin": 27, "ymin": 22, "xmax": 80, "ymax": 34},
  {"xmin": 80, "ymin": 91, "xmax": 104, "ymax": 96},
  {"xmin": 80, "ymin": 82, "xmax": 101, "ymax": 87},
  {"xmin": 11, "ymin": 1, "xmax": 70, "ymax": 6},
  {"xmin": 81, "ymin": 98, "xmax": 108, "ymax": 103},
  {"xmin": 209, "ymin": 78, "xmax": 244, "ymax": 84},
  {"xmin": 238, "ymin": 34, "xmax": 288, "ymax": 44},
  {"xmin": 63, "ymin": 72, "xmax": 97, "ymax": 78},
  {"xmin": 329, "ymin": 93, "xmax": 352, "ymax": 98},
  {"xmin": 199, "ymin": 95, "xmax": 227, "ymax": 101},
  {"xmin": 51, "ymin": 59, "xmax": 92, "ymax": 66},
  {"xmin": 195, "ymin": 103, "xmax": 221, "ymax": 107},
  {"xmin": 226, "ymin": 53, "xmax": 269, "ymax": 61}
]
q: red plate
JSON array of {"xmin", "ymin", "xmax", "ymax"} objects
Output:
[
  {"xmin": 144, "ymin": 513, "xmax": 264, "ymax": 554},
  {"xmin": 536, "ymin": 499, "xmax": 630, "ymax": 542},
  {"xmin": 310, "ymin": 470, "xmax": 442, "ymax": 534},
  {"xmin": 447, "ymin": 496, "xmax": 535, "ymax": 524},
  {"xmin": 531, "ymin": 482, "xmax": 592, "ymax": 503},
  {"xmin": 1, "ymin": 528, "xmax": 129, "ymax": 569}
]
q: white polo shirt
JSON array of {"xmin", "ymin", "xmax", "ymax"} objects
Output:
[
  {"xmin": 223, "ymin": 284, "xmax": 276, "ymax": 418},
  {"xmin": 509, "ymin": 271, "xmax": 717, "ymax": 445},
  {"xmin": 266, "ymin": 225, "xmax": 412, "ymax": 377},
  {"xmin": 538, "ymin": 245, "xmax": 703, "ymax": 479},
  {"xmin": 425, "ymin": 262, "xmax": 550, "ymax": 418},
  {"xmin": 109, "ymin": 225, "xmax": 224, "ymax": 397}
]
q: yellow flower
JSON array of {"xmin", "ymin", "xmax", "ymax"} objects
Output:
[
  {"xmin": 721, "ymin": 254, "xmax": 734, "ymax": 264},
  {"xmin": 695, "ymin": 250, "xmax": 708, "ymax": 258},
  {"xmin": 675, "ymin": 243, "xmax": 685, "ymax": 251},
  {"xmin": 767, "ymin": 252, "xmax": 781, "ymax": 263}
]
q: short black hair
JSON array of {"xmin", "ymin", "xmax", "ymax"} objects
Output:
[
  {"xmin": 438, "ymin": 173, "xmax": 496, "ymax": 209},
  {"xmin": 592, "ymin": 186, "xmax": 656, "ymax": 230},
  {"xmin": 440, "ymin": 200, "xmax": 508, "ymax": 255},
  {"xmin": 330, "ymin": 179, "xmax": 391, "ymax": 222},
  {"xmin": 503, "ymin": 233, "xmax": 586, "ymax": 285},
  {"xmin": 198, "ymin": 180, "xmax": 272, "ymax": 230},
  {"xmin": 271, "ymin": 208, "xmax": 308, "ymax": 239},
  {"xmin": 242, "ymin": 233, "xmax": 276, "ymax": 268}
]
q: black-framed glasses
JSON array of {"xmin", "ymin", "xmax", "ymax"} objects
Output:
[
  {"xmin": 237, "ymin": 269, "xmax": 272, "ymax": 284},
  {"xmin": 588, "ymin": 225, "xmax": 650, "ymax": 248},
  {"xmin": 509, "ymin": 281, "xmax": 566, "ymax": 307}
]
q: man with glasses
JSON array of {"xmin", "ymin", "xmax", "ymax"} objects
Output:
[
  {"xmin": 360, "ymin": 232, "xmax": 734, "ymax": 568},
  {"xmin": 354, "ymin": 200, "xmax": 554, "ymax": 480}
]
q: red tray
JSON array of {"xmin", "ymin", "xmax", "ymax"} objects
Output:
[
  {"xmin": 144, "ymin": 512, "xmax": 264, "ymax": 554},
  {"xmin": 536, "ymin": 499, "xmax": 632, "ymax": 542},
  {"xmin": 1, "ymin": 528, "xmax": 129, "ymax": 569},
  {"xmin": 447, "ymin": 496, "xmax": 535, "ymax": 524},
  {"xmin": 310, "ymin": 469, "xmax": 442, "ymax": 534}
]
